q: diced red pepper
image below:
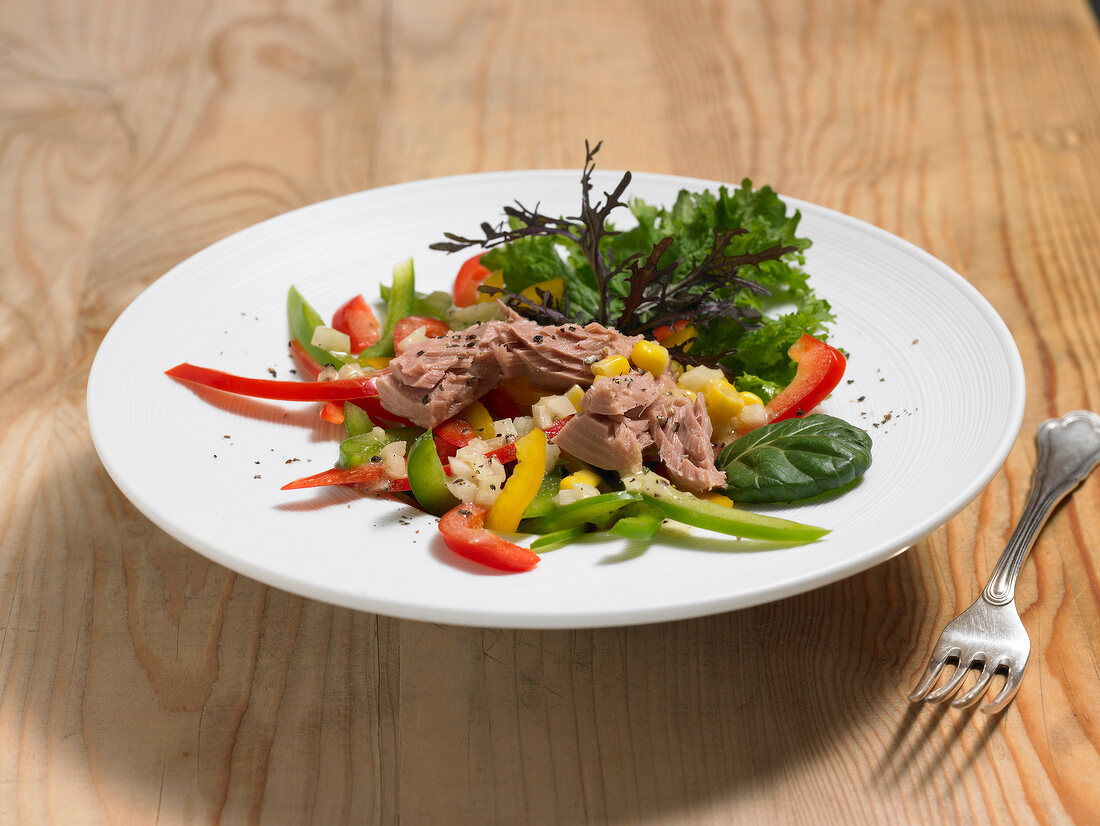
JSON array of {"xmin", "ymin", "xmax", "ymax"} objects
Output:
[
  {"xmin": 166, "ymin": 362, "xmax": 385, "ymax": 401},
  {"xmin": 483, "ymin": 416, "xmax": 571, "ymax": 464},
  {"xmin": 765, "ymin": 335, "xmax": 847, "ymax": 424},
  {"xmin": 393, "ymin": 316, "xmax": 451, "ymax": 355},
  {"xmin": 652, "ymin": 319, "xmax": 692, "ymax": 343},
  {"xmin": 281, "ymin": 463, "xmax": 411, "ymax": 493},
  {"xmin": 332, "ymin": 294, "xmax": 381, "ymax": 353},
  {"xmin": 452, "ymin": 253, "xmax": 491, "ymax": 307},
  {"xmin": 435, "ymin": 417, "xmax": 478, "ymax": 448},
  {"xmin": 319, "ymin": 401, "xmax": 345, "ymax": 424},
  {"xmin": 438, "ymin": 502, "xmax": 540, "ymax": 572},
  {"xmin": 431, "ymin": 415, "xmax": 572, "ymax": 463}
]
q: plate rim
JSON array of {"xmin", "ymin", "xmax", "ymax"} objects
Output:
[{"xmin": 88, "ymin": 168, "xmax": 1027, "ymax": 628}]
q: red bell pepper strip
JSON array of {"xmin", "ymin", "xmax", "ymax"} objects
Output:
[
  {"xmin": 453, "ymin": 253, "xmax": 491, "ymax": 307},
  {"xmin": 166, "ymin": 362, "xmax": 386, "ymax": 402},
  {"xmin": 437, "ymin": 502, "xmax": 541, "ymax": 572},
  {"xmin": 765, "ymin": 335, "xmax": 847, "ymax": 424},
  {"xmin": 289, "ymin": 339, "xmax": 323, "ymax": 379},
  {"xmin": 281, "ymin": 463, "xmax": 411, "ymax": 493},
  {"xmin": 332, "ymin": 294, "xmax": 381, "ymax": 353}
]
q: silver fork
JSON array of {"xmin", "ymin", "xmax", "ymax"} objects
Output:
[{"xmin": 908, "ymin": 410, "xmax": 1100, "ymax": 713}]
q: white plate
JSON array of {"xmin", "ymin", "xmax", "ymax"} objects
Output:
[{"xmin": 87, "ymin": 171, "xmax": 1025, "ymax": 628}]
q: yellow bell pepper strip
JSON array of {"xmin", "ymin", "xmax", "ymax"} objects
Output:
[
  {"xmin": 485, "ymin": 428, "xmax": 547, "ymax": 533},
  {"xmin": 461, "ymin": 401, "xmax": 495, "ymax": 440},
  {"xmin": 438, "ymin": 503, "xmax": 541, "ymax": 572}
]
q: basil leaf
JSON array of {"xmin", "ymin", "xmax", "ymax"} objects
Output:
[{"xmin": 717, "ymin": 414, "xmax": 872, "ymax": 503}]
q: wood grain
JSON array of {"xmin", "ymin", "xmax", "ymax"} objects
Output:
[{"xmin": 3, "ymin": 0, "xmax": 1100, "ymax": 822}]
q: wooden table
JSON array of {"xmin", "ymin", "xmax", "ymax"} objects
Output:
[{"xmin": 4, "ymin": 1, "xmax": 1100, "ymax": 822}]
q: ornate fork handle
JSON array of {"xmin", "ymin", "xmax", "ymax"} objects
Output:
[{"xmin": 984, "ymin": 411, "xmax": 1100, "ymax": 606}]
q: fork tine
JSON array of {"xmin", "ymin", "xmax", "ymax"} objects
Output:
[
  {"xmin": 925, "ymin": 655, "xmax": 975, "ymax": 703},
  {"xmin": 951, "ymin": 659, "xmax": 999, "ymax": 709},
  {"xmin": 907, "ymin": 649, "xmax": 956, "ymax": 702},
  {"xmin": 982, "ymin": 659, "xmax": 1028, "ymax": 713}
]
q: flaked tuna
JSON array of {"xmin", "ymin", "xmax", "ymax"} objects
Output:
[
  {"xmin": 550, "ymin": 370, "xmax": 727, "ymax": 492},
  {"xmin": 552, "ymin": 410, "xmax": 652, "ymax": 472},
  {"xmin": 376, "ymin": 313, "xmax": 728, "ymax": 491},
  {"xmin": 377, "ymin": 309, "xmax": 643, "ymax": 429},
  {"xmin": 648, "ymin": 391, "xmax": 727, "ymax": 492},
  {"xmin": 490, "ymin": 311, "xmax": 641, "ymax": 392},
  {"xmin": 376, "ymin": 324, "xmax": 505, "ymax": 429}
]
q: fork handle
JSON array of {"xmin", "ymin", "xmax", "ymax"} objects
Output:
[{"xmin": 984, "ymin": 411, "xmax": 1100, "ymax": 605}]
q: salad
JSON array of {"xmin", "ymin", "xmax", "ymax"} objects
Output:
[{"xmin": 166, "ymin": 144, "xmax": 872, "ymax": 573}]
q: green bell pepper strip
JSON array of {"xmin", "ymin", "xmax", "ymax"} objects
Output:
[
  {"xmin": 520, "ymin": 469, "xmax": 562, "ymax": 520},
  {"xmin": 338, "ymin": 426, "xmax": 422, "ymax": 469},
  {"xmin": 380, "ymin": 285, "xmax": 453, "ymax": 320},
  {"xmin": 359, "ymin": 258, "xmax": 416, "ymax": 361},
  {"xmin": 287, "ymin": 285, "xmax": 352, "ymax": 367},
  {"xmin": 639, "ymin": 492, "xmax": 826, "ymax": 541},
  {"xmin": 622, "ymin": 471, "xmax": 827, "ymax": 542},
  {"xmin": 522, "ymin": 490, "xmax": 643, "ymax": 535},
  {"xmin": 608, "ymin": 506, "xmax": 665, "ymax": 541},
  {"xmin": 407, "ymin": 431, "xmax": 459, "ymax": 516},
  {"xmin": 529, "ymin": 524, "xmax": 589, "ymax": 550},
  {"xmin": 343, "ymin": 402, "xmax": 375, "ymax": 437}
]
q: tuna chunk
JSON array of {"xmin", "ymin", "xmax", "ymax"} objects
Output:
[
  {"xmin": 375, "ymin": 324, "xmax": 505, "ymax": 429},
  {"xmin": 490, "ymin": 313, "xmax": 641, "ymax": 392},
  {"xmin": 551, "ymin": 410, "xmax": 652, "ymax": 473},
  {"xmin": 375, "ymin": 311, "xmax": 641, "ymax": 429},
  {"xmin": 375, "ymin": 313, "xmax": 727, "ymax": 491},
  {"xmin": 550, "ymin": 369, "xmax": 727, "ymax": 492},
  {"xmin": 582, "ymin": 372, "xmax": 669, "ymax": 416},
  {"xmin": 647, "ymin": 392, "xmax": 727, "ymax": 492}
]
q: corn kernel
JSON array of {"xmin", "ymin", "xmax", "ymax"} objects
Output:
[
  {"xmin": 699, "ymin": 491, "xmax": 734, "ymax": 508},
  {"xmin": 564, "ymin": 384, "xmax": 586, "ymax": 410},
  {"xmin": 561, "ymin": 469, "xmax": 603, "ymax": 490},
  {"xmin": 740, "ymin": 391, "xmax": 764, "ymax": 407},
  {"xmin": 668, "ymin": 360, "xmax": 684, "ymax": 380},
  {"xmin": 703, "ymin": 379, "xmax": 745, "ymax": 422},
  {"xmin": 591, "ymin": 355, "xmax": 630, "ymax": 377},
  {"xmin": 631, "ymin": 340, "xmax": 670, "ymax": 376}
]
